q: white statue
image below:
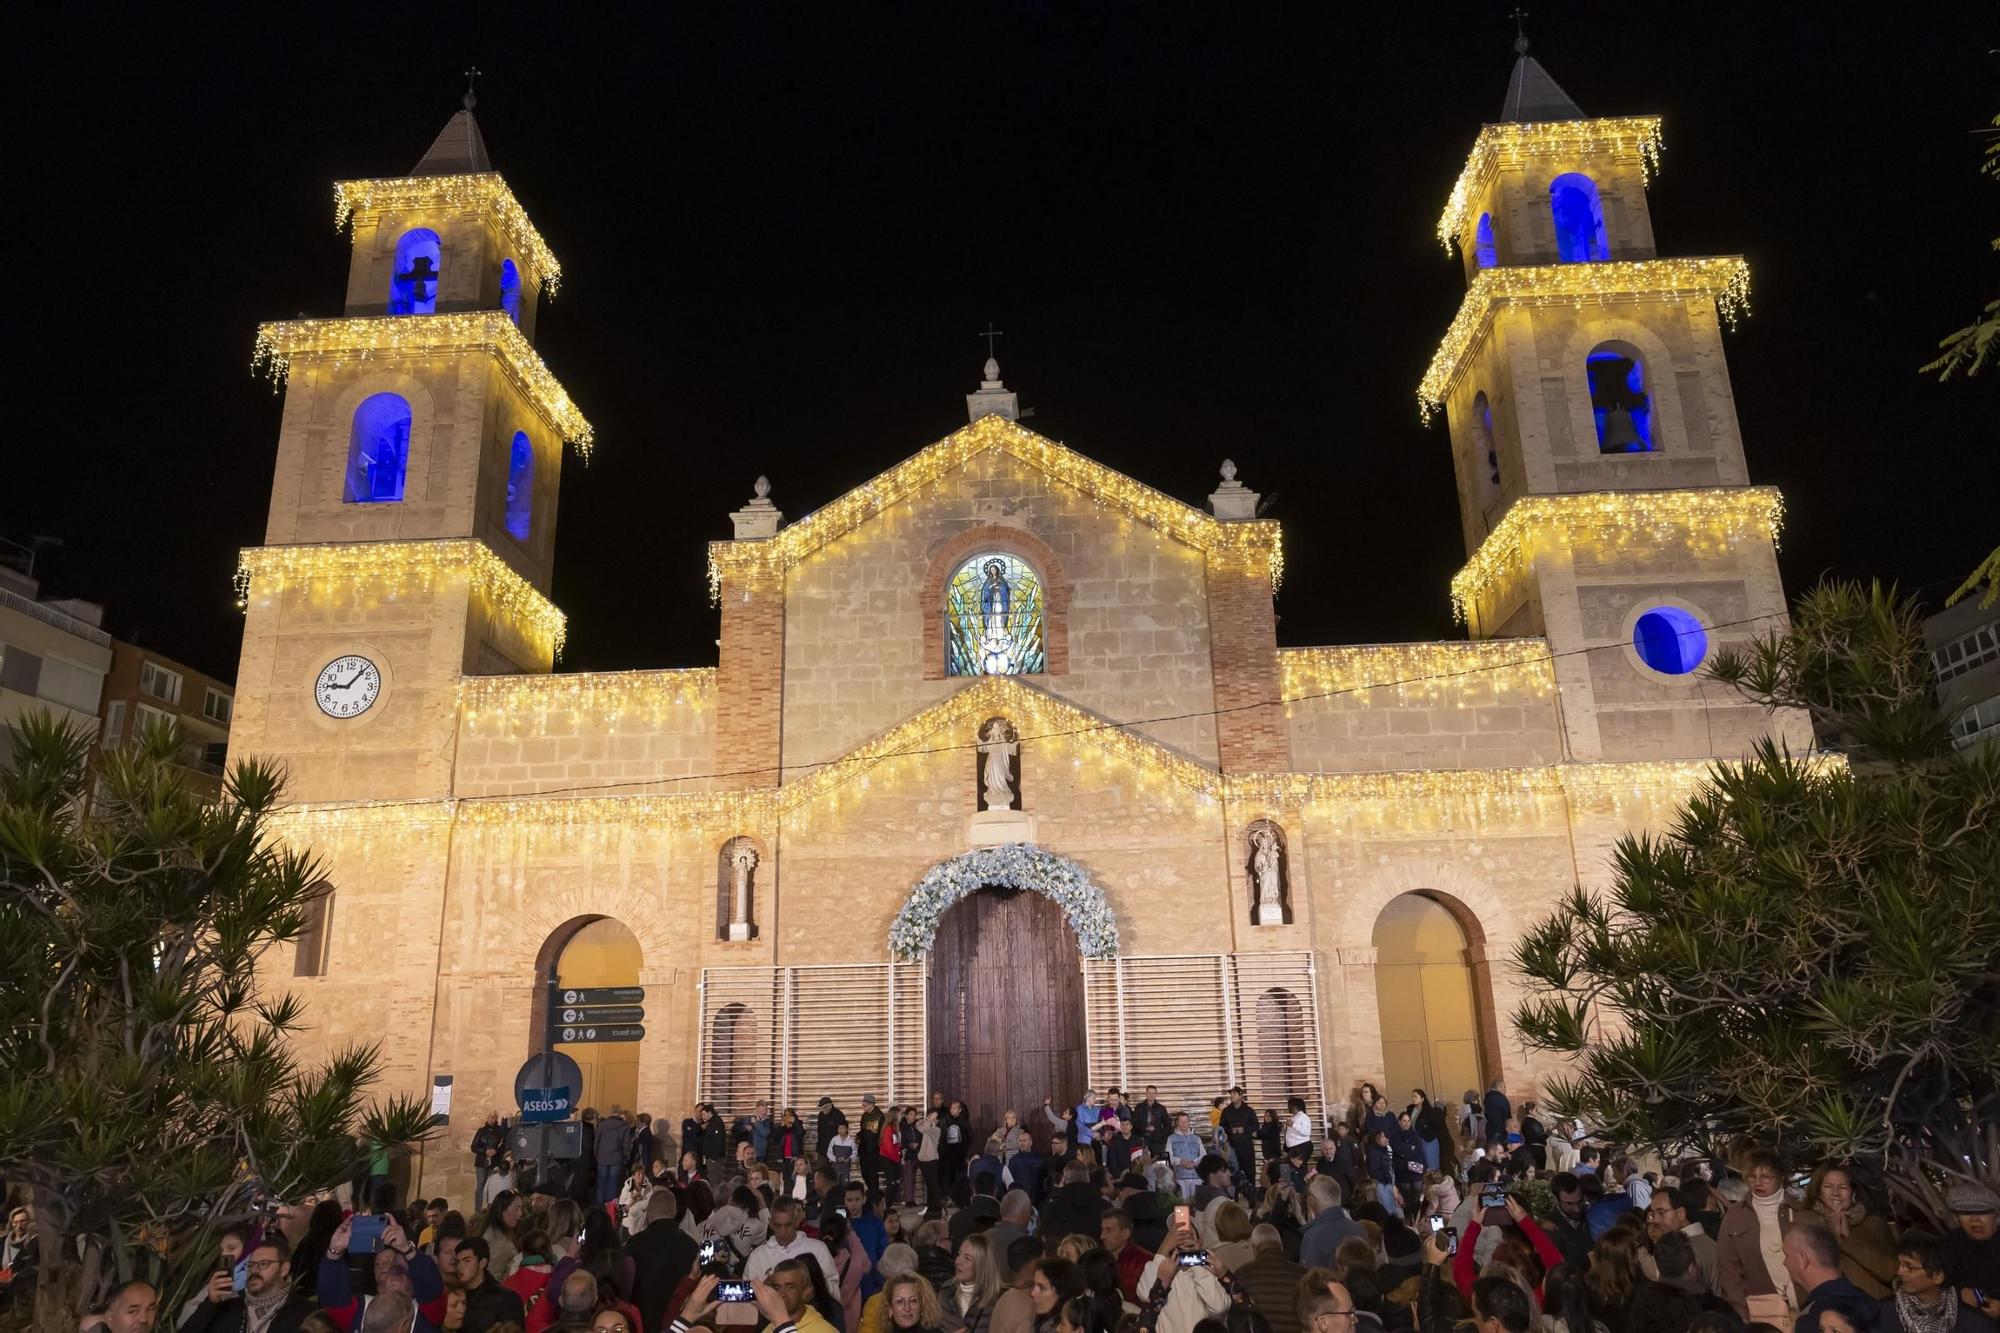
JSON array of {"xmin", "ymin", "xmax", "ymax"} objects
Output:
[
  {"xmin": 728, "ymin": 842, "xmax": 759, "ymax": 940},
  {"xmin": 1250, "ymin": 825, "xmax": 1285, "ymax": 925},
  {"xmin": 979, "ymin": 718, "xmax": 1017, "ymax": 810}
]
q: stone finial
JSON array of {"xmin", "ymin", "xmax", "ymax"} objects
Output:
[
  {"xmin": 1208, "ymin": 459, "xmax": 1260, "ymax": 521},
  {"xmin": 730, "ymin": 475, "xmax": 783, "ymax": 540},
  {"xmin": 967, "ymin": 355, "xmax": 1019, "ymax": 424}
]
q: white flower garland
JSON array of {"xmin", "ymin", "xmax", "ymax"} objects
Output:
[{"xmin": 889, "ymin": 842, "xmax": 1120, "ymax": 960}]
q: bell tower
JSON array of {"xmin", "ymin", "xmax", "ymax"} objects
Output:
[
  {"xmin": 228, "ymin": 95, "xmax": 592, "ymax": 802},
  {"xmin": 1420, "ymin": 34, "xmax": 1806, "ymax": 763}
]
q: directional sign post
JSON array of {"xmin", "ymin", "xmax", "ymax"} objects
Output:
[
  {"xmin": 555, "ymin": 1005, "xmax": 645, "ymax": 1026},
  {"xmin": 556, "ymin": 1023, "xmax": 646, "ymax": 1045},
  {"xmin": 556, "ymin": 986, "xmax": 644, "ymax": 1007}
]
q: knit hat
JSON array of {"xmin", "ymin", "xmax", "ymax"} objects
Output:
[{"xmin": 1947, "ymin": 1182, "xmax": 1999, "ymax": 1214}]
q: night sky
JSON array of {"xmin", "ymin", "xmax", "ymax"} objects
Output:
[{"xmin": 9, "ymin": 6, "xmax": 1996, "ymax": 682}]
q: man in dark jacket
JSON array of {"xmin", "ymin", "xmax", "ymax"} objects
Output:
[
  {"xmin": 1543, "ymin": 1173, "xmax": 1594, "ymax": 1273},
  {"xmin": 451, "ymin": 1239, "xmax": 523, "ymax": 1333},
  {"xmin": 627, "ymin": 1194, "xmax": 698, "ymax": 1333},
  {"xmin": 1235, "ymin": 1225, "xmax": 1310, "ymax": 1333},
  {"xmin": 595, "ymin": 1107, "xmax": 633, "ymax": 1205},
  {"xmin": 180, "ymin": 1236, "xmax": 317, "ymax": 1333},
  {"xmin": 1298, "ymin": 1177, "xmax": 1367, "ymax": 1271},
  {"xmin": 470, "ymin": 1115, "xmax": 508, "ymax": 1209},
  {"xmin": 1481, "ymin": 1083, "xmax": 1511, "ymax": 1148},
  {"xmin": 1219, "ymin": 1088, "xmax": 1260, "ymax": 1185},
  {"xmin": 699, "ymin": 1106, "xmax": 727, "ymax": 1165},
  {"xmin": 1132, "ymin": 1088, "xmax": 1173, "ymax": 1160},
  {"xmin": 1882, "ymin": 1232, "xmax": 2000, "ymax": 1333},
  {"xmin": 857, "ymin": 1095, "xmax": 885, "ymax": 1199},
  {"xmin": 1003, "ymin": 1130, "xmax": 1046, "ymax": 1205},
  {"xmin": 1786, "ymin": 1223, "xmax": 1878, "ymax": 1333},
  {"xmin": 815, "ymin": 1098, "xmax": 843, "ymax": 1155},
  {"xmin": 1042, "ymin": 1161, "xmax": 1110, "ymax": 1241}
]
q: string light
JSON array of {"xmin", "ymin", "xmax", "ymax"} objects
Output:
[
  {"xmin": 706, "ymin": 414, "xmax": 1283, "ymax": 603},
  {"xmin": 235, "ymin": 539, "xmax": 567, "ymax": 660},
  {"xmin": 1416, "ymin": 257, "xmax": 1752, "ymax": 420},
  {"xmin": 1449, "ymin": 487, "xmax": 1785, "ymax": 624},
  {"xmin": 333, "ymin": 172, "xmax": 560, "ymax": 294},
  {"xmin": 460, "ymin": 669, "xmax": 716, "ymax": 733},
  {"xmin": 252, "ymin": 312, "xmax": 595, "ymax": 459},
  {"xmin": 1279, "ymin": 641, "xmax": 1554, "ymax": 706},
  {"xmin": 1436, "ymin": 117, "xmax": 1665, "ymax": 253}
]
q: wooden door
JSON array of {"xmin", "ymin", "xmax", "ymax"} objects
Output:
[{"xmin": 928, "ymin": 888, "xmax": 1087, "ymax": 1153}]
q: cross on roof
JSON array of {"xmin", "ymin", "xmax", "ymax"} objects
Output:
[
  {"xmin": 980, "ymin": 323, "xmax": 1004, "ymax": 358},
  {"xmin": 463, "ymin": 65, "xmax": 483, "ymax": 110}
]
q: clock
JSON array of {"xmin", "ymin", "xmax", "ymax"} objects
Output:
[{"xmin": 315, "ymin": 655, "xmax": 382, "ymax": 719}]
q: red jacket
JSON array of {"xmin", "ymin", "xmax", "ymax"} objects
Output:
[{"xmin": 1116, "ymin": 1243, "xmax": 1153, "ymax": 1304}]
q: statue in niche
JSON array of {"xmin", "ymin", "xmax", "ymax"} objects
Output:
[
  {"xmin": 977, "ymin": 717, "xmax": 1020, "ymax": 812},
  {"xmin": 1249, "ymin": 823, "xmax": 1288, "ymax": 926},
  {"xmin": 727, "ymin": 841, "xmax": 759, "ymax": 940}
]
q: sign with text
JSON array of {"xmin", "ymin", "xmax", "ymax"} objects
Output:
[
  {"xmin": 557, "ymin": 1023, "xmax": 645, "ymax": 1044},
  {"xmin": 556, "ymin": 1005, "xmax": 644, "ymax": 1025},
  {"xmin": 557, "ymin": 986, "xmax": 643, "ymax": 1007},
  {"xmin": 519, "ymin": 1085, "xmax": 573, "ymax": 1123}
]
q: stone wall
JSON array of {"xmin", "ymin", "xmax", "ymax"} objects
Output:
[
  {"xmin": 779, "ymin": 449, "xmax": 1221, "ymax": 773},
  {"xmin": 454, "ymin": 670, "xmax": 717, "ymax": 796},
  {"xmin": 1281, "ymin": 644, "xmax": 1565, "ymax": 773}
]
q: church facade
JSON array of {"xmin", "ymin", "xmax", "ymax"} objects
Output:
[{"xmin": 231, "ymin": 56, "xmax": 1806, "ymax": 1200}]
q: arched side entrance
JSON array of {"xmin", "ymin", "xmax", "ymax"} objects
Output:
[
  {"xmin": 535, "ymin": 916, "xmax": 644, "ymax": 1114},
  {"xmin": 927, "ymin": 888, "xmax": 1087, "ymax": 1150},
  {"xmin": 1370, "ymin": 893, "xmax": 1494, "ymax": 1107}
]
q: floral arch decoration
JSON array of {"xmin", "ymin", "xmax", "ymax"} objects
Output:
[{"xmin": 889, "ymin": 843, "xmax": 1119, "ymax": 961}]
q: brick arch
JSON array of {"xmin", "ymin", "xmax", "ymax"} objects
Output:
[
  {"xmin": 325, "ymin": 372, "xmax": 441, "ymax": 508},
  {"xmin": 919, "ymin": 523, "xmax": 1071, "ymax": 680},
  {"xmin": 1342, "ymin": 861, "xmax": 1514, "ymax": 1094}
]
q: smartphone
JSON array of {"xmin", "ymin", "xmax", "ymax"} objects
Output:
[
  {"xmin": 1171, "ymin": 1205, "xmax": 1191, "ymax": 1233},
  {"xmin": 718, "ymin": 1282, "xmax": 756, "ymax": 1303},
  {"xmin": 1176, "ymin": 1251, "xmax": 1210, "ymax": 1269},
  {"xmin": 1480, "ymin": 1185, "xmax": 1507, "ymax": 1210},
  {"xmin": 1444, "ymin": 1227, "xmax": 1459, "ymax": 1257},
  {"xmin": 349, "ymin": 1215, "xmax": 386, "ymax": 1255},
  {"xmin": 699, "ymin": 1241, "xmax": 721, "ymax": 1265},
  {"xmin": 1427, "ymin": 1216, "xmax": 1445, "ymax": 1234}
]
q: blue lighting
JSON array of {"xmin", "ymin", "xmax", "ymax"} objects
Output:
[
  {"xmin": 345, "ymin": 393, "xmax": 412, "ymax": 503},
  {"xmin": 1475, "ymin": 213, "xmax": 1497, "ymax": 269},
  {"xmin": 1633, "ymin": 607, "xmax": 1708, "ymax": 674},
  {"xmin": 1549, "ymin": 173, "xmax": 1610, "ymax": 263},
  {"xmin": 389, "ymin": 229, "xmax": 442, "ymax": 315},
  {"xmin": 499, "ymin": 258, "xmax": 522, "ymax": 325},
  {"xmin": 1589, "ymin": 349, "xmax": 1654, "ymax": 453},
  {"xmin": 506, "ymin": 430, "xmax": 534, "ymax": 540}
]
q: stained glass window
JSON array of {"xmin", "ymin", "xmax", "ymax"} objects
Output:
[{"xmin": 945, "ymin": 553, "xmax": 1046, "ymax": 676}]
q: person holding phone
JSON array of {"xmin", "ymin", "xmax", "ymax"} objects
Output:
[
  {"xmin": 181, "ymin": 1237, "xmax": 318, "ymax": 1333},
  {"xmin": 1449, "ymin": 1194, "xmax": 1563, "ymax": 1310},
  {"xmin": 1133, "ymin": 1223, "xmax": 1230, "ymax": 1332}
]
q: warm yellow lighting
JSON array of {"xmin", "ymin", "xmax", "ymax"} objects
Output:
[
  {"xmin": 236, "ymin": 539, "xmax": 567, "ymax": 660},
  {"xmin": 1416, "ymin": 258, "xmax": 1751, "ymax": 420},
  {"xmin": 1436, "ymin": 117, "xmax": 1665, "ymax": 253},
  {"xmin": 706, "ymin": 415, "xmax": 1282, "ymax": 602},
  {"xmin": 1449, "ymin": 487, "xmax": 1784, "ymax": 624},
  {"xmin": 252, "ymin": 312, "xmax": 594, "ymax": 459},
  {"xmin": 1279, "ymin": 641, "xmax": 1554, "ymax": 706},
  {"xmin": 459, "ymin": 669, "xmax": 716, "ymax": 733},
  {"xmin": 334, "ymin": 173, "xmax": 560, "ymax": 294}
]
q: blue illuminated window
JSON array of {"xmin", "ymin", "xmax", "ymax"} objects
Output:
[
  {"xmin": 389, "ymin": 229, "xmax": 442, "ymax": 315},
  {"xmin": 505, "ymin": 430, "xmax": 534, "ymax": 540},
  {"xmin": 344, "ymin": 393, "xmax": 413, "ymax": 503},
  {"xmin": 499, "ymin": 258, "xmax": 522, "ymax": 325},
  {"xmin": 1633, "ymin": 607, "xmax": 1708, "ymax": 675},
  {"xmin": 1588, "ymin": 345, "xmax": 1654, "ymax": 453},
  {"xmin": 945, "ymin": 553, "xmax": 1046, "ymax": 676},
  {"xmin": 1472, "ymin": 389, "xmax": 1501, "ymax": 508},
  {"xmin": 1475, "ymin": 213, "xmax": 1498, "ymax": 269},
  {"xmin": 1549, "ymin": 174, "xmax": 1610, "ymax": 263}
]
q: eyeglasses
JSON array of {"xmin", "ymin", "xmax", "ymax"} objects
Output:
[
  {"xmin": 1314, "ymin": 1313, "xmax": 1357, "ymax": 1326},
  {"xmin": 245, "ymin": 1260, "xmax": 284, "ymax": 1271}
]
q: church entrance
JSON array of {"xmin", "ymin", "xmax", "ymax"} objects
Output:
[
  {"xmin": 545, "ymin": 917, "xmax": 643, "ymax": 1115},
  {"xmin": 927, "ymin": 888, "xmax": 1087, "ymax": 1154}
]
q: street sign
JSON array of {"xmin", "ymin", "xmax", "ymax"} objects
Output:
[
  {"xmin": 513, "ymin": 1051, "xmax": 584, "ymax": 1112},
  {"xmin": 556, "ymin": 1023, "xmax": 645, "ymax": 1044},
  {"xmin": 509, "ymin": 1120, "xmax": 583, "ymax": 1160},
  {"xmin": 519, "ymin": 1085, "xmax": 573, "ymax": 1123},
  {"xmin": 555, "ymin": 1005, "xmax": 644, "ymax": 1025},
  {"xmin": 556, "ymin": 986, "xmax": 643, "ymax": 1006}
]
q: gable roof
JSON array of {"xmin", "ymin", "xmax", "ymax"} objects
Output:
[
  {"xmin": 706, "ymin": 413, "xmax": 1282, "ymax": 597},
  {"xmin": 412, "ymin": 108, "xmax": 494, "ymax": 177}
]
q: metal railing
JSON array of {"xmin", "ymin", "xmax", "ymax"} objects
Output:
[{"xmin": 0, "ymin": 586, "xmax": 112, "ymax": 648}]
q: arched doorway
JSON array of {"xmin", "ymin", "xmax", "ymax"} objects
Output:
[
  {"xmin": 927, "ymin": 888, "xmax": 1086, "ymax": 1151},
  {"xmin": 1372, "ymin": 893, "xmax": 1490, "ymax": 1106},
  {"xmin": 548, "ymin": 918, "xmax": 643, "ymax": 1114}
]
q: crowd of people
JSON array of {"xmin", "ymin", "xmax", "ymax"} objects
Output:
[{"xmin": 7, "ymin": 1079, "xmax": 1999, "ymax": 1333}]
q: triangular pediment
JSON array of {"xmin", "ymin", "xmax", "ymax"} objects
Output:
[{"xmin": 707, "ymin": 414, "xmax": 1280, "ymax": 593}]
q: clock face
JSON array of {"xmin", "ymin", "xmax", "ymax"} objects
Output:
[{"xmin": 315, "ymin": 655, "xmax": 382, "ymax": 719}]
